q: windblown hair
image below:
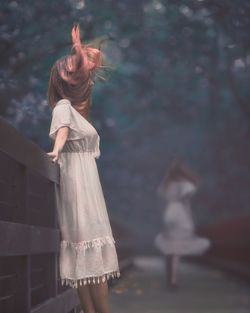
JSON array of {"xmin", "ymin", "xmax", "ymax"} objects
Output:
[
  {"xmin": 158, "ymin": 158, "xmax": 199, "ymax": 195},
  {"xmin": 47, "ymin": 23, "xmax": 106, "ymax": 120}
]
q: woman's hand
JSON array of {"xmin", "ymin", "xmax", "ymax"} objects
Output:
[{"xmin": 47, "ymin": 150, "xmax": 60, "ymax": 163}]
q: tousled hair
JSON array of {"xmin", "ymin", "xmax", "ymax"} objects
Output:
[
  {"xmin": 158, "ymin": 158, "xmax": 199, "ymax": 195},
  {"xmin": 47, "ymin": 23, "xmax": 106, "ymax": 120}
]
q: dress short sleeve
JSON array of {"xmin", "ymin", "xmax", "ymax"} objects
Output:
[{"xmin": 49, "ymin": 100, "xmax": 71, "ymax": 140}]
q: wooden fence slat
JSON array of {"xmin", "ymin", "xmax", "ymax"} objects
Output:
[
  {"xmin": 0, "ymin": 118, "xmax": 59, "ymax": 184},
  {"xmin": 31, "ymin": 288, "xmax": 80, "ymax": 313},
  {"xmin": 0, "ymin": 221, "xmax": 60, "ymax": 256},
  {"xmin": 0, "ymin": 117, "xmax": 131, "ymax": 313}
]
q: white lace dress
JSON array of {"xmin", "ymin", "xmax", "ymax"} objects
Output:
[
  {"xmin": 154, "ymin": 181, "xmax": 211, "ymax": 256},
  {"xmin": 49, "ymin": 98, "xmax": 120, "ymax": 288}
]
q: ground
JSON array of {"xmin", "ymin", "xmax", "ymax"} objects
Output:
[{"xmin": 110, "ymin": 256, "xmax": 250, "ymax": 313}]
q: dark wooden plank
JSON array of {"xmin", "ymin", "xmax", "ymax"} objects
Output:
[
  {"xmin": 31, "ymin": 288, "xmax": 80, "ymax": 313},
  {"xmin": 0, "ymin": 118, "xmax": 59, "ymax": 184},
  {"xmin": 27, "ymin": 169, "xmax": 56, "ymax": 228},
  {"xmin": 0, "ymin": 258, "xmax": 16, "ymax": 313},
  {"xmin": 25, "ymin": 256, "xmax": 32, "ymax": 313},
  {"xmin": 0, "ymin": 153, "xmax": 25, "ymax": 223},
  {"xmin": 31, "ymin": 254, "xmax": 55, "ymax": 308},
  {"xmin": 51, "ymin": 254, "xmax": 58, "ymax": 298},
  {"xmin": 0, "ymin": 256, "xmax": 30, "ymax": 313},
  {"xmin": 0, "ymin": 221, "xmax": 60, "ymax": 256}
]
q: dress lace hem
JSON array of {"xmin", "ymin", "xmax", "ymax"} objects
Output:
[
  {"xmin": 61, "ymin": 270, "xmax": 121, "ymax": 288},
  {"xmin": 60, "ymin": 235, "xmax": 116, "ymax": 251}
]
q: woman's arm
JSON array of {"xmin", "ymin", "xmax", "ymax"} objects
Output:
[{"xmin": 47, "ymin": 126, "xmax": 69, "ymax": 163}]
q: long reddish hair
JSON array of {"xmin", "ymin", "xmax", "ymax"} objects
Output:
[{"xmin": 47, "ymin": 23, "xmax": 105, "ymax": 120}]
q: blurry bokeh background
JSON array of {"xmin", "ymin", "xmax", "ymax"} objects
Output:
[{"xmin": 1, "ymin": 0, "xmax": 250, "ymax": 252}]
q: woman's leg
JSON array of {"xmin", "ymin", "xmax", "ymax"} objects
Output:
[
  {"xmin": 171, "ymin": 255, "xmax": 179, "ymax": 285},
  {"xmin": 166, "ymin": 255, "xmax": 173, "ymax": 285},
  {"xmin": 77, "ymin": 284, "xmax": 96, "ymax": 313},
  {"xmin": 89, "ymin": 279, "xmax": 111, "ymax": 313},
  {"xmin": 166, "ymin": 255, "xmax": 179, "ymax": 286}
]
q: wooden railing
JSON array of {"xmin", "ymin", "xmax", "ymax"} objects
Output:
[
  {"xmin": 197, "ymin": 216, "xmax": 250, "ymax": 280},
  {"xmin": 0, "ymin": 118, "xmax": 133, "ymax": 313},
  {"xmin": 0, "ymin": 117, "xmax": 83, "ymax": 313}
]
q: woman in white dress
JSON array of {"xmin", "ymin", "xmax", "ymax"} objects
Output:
[
  {"xmin": 46, "ymin": 23, "xmax": 120, "ymax": 313},
  {"xmin": 154, "ymin": 159, "xmax": 210, "ymax": 288}
]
